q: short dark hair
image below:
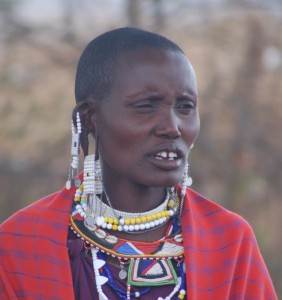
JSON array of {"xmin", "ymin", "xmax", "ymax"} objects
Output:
[{"xmin": 74, "ymin": 27, "xmax": 184, "ymax": 103}]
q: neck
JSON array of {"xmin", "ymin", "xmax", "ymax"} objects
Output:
[{"xmin": 102, "ymin": 177, "xmax": 167, "ymax": 214}]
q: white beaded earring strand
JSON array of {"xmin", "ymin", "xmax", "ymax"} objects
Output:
[{"xmin": 66, "ymin": 112, "xmax": 82, "ymax": 190}]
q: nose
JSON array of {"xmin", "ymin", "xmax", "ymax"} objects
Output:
[{"xmin": 154, "ymin": 108, "xmax": 181, "ymax": 139}]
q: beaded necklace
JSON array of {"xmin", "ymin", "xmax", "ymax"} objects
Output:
[
  {"xmin": 73, "ymin": 185, "xmax": 179, "ymax": 234},
  {"xmin": 70, "ymin": 184, "xmax": 187, "ymax": 299}
]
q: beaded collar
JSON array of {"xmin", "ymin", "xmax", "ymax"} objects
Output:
[
  {"xmin": 70, "ymin": 216, "xmax": 184, "ymax": 260},
  {"xmin": 69, "ymin": 182, "xmax": 186, "ymax": 299}
]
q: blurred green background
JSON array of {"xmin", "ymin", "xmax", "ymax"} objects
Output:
[{"xmin": 0, "ymin": 0, "xmax": 281, "ymax": 297}]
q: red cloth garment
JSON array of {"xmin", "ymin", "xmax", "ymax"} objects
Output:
[{"xmin": 0, "ymin": 185, "xmax": 277, "ymax": 299}]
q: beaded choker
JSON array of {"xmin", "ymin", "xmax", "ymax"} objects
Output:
[{"xmin": 73, "ymin": 184, "xmax": 180, "ymax": 234}]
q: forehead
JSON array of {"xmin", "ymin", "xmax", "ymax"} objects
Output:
[
  {"xmin": 112, "ymin": 48, "xmax": 197, "ymax": 93},
  {"xmin": 116, "ymin": 48, "xmax": 189, "ymax": 71}
]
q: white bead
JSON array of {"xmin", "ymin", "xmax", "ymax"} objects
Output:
[
  {"xmin": 106, "ymin": 223, "xmax": 112, "ymax": 230},
  {"xmin": 145, "ymin": 223, "xmax": 150, "ymax": 229},
  {"xmin": 180, "ymin": 289, "xmax": 186, "ymax": 295},
  {"xmin": 96, "ymin": 275, "xmax": 108, "ymax": 285},
  {"xmin": 93, "ymin": 259, "xmax": 105, "ymax": 269},
  {"xmin": 169, "ymin": 210, "xmax": 174, "ymax": 216},
  {"xmin": 102, "ymin": 223, "xmax": 107, "ymax": 229},
  {"xmin": 150, "ymin": 221, "xmax": 155, "ymax": 227},
  {"xmin": 118, "ymin": 225, "xmax": 123, "ymax": 231},
  {"xmin": 134, "ymin": 224, "xmax": 140, "ymax": 231},
  {"xmin": 129, "ymin": 225, "xmax": 134, "ymax": 231},
  {"xmin": 140, "ymin": 224, "xmax": 145, "ymax": 230},
  {"xmin": 99, "ymin": 293, "xmax": 108, "ymax": 300},
  {"xmin": 124, "ymin": 225, "xmax": 129, "ymax": 231},
  {"xmin": 186, "ymin": 176, "xmax": 193, "ymax": 186},
  {"xmin": 155, "ymin": 219, "xmax": 160, "ymax": 226},
  {"xmin": 119, "ymin": 218, "xmax": 125, "ymax": 225},
  {"xmin": 96, "ymin": 216, "xmax": 105, "ymax": 226}
]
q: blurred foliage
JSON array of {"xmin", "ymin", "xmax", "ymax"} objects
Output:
[{"xmin": 0, "ymin": 0, "xmax": 281, "ymax": 297}]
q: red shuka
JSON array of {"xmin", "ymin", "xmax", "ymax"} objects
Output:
[{"xmin": 0, "ymin": 185, "xmax": 277, "ymax": 299}]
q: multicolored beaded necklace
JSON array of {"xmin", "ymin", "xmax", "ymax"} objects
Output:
[{"xmin": 70, "ymin": 184, "xmax": 187, "ymax": 299}]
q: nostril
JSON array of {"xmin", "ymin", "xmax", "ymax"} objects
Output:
[
  {"xmin": 156, "ymin": 112, "xmax": 181, "ymax": 139},
  {"xmin": 155, "ymin": 121, "xmax": 181, "ymax": 139}
]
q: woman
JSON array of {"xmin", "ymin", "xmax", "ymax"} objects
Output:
[{"xmin": 0, "ymin": 28, "xmax": 277, "ymax": 299}]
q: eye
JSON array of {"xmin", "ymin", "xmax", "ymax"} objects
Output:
[
  {"xmin": 175, "ymin": 100, "xmax": 196, "ymax": 114},
  {"xmin": 130, "ymin": 96, "xmax": 161, "ymax": 113},
  {"xmin": 130, "ymin": 101, "xmax": 154, "ymax": 113}
]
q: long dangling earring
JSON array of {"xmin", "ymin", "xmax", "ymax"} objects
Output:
[
  {"xmin": 66, "ymin": 112, "xmax": 81, "ymax": 190},
  {"xmin": 179, "ymin": 146, "xmax": 193, "ymax": 217},
  {"xmin": 83, "ymin": 138, "xmax": 103, "ymax": 229},
  {"xmin": 181, "ymin": 156, "xmax": 193, "ymax": 197}
]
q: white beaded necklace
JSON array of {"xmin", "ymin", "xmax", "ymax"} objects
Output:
[{"xmin": 73, "ymin": 185, "xmax": 179, "ymax": 233}]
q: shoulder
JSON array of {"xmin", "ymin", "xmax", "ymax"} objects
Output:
[
  {"xmin": 183, "ymin": 188, "xmax": 278, "ymax": 299},
  {"xmin": 0, "ymin": 186, "xmax": 75, "ymax": 237},
  {"xmin": 184, "ymin": 188, "xmax": 254, "ymax": 237},
  {"xmin": 0, "ymin": 192, "xmax": 58, "ymax": 233}
]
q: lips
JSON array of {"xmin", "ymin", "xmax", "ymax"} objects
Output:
[{"xmin": 148, "ymin": 144, "xmax": 185, "ymax": 170}]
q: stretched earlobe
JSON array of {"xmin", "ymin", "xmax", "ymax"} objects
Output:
[
  {"xmin": 72, "ymin": 101, "xmax": 96, "ymax": 157},
  {"xmin": 72, "ymin": 101, "xmax": 96, "ymax": 132}
]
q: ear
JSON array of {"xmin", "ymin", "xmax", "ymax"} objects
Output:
[
  {"xmin": 72, "ymin": 101, "xmax": 96, "ymax": 157},
  {"xmin": 72, "ymin": 101, "xmax": 96, "ymax": 134}
]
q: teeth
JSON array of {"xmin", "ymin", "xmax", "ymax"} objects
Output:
[
  {"xmin": 168, "ymin": 152, "xmax": 177, "ymax": 158},
  {"xmin": 155, "ymin": 151, "xmax": 178, "ymax": 160}
]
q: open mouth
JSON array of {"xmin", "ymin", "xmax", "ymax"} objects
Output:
[{"xmin": 154, "ymin": 151, "xmax": 179, "ymax": 160}]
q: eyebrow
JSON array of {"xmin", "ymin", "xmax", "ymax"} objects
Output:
[{"xmin": 126, "ymin": 86, "xmax": 197, "ymax": 99}]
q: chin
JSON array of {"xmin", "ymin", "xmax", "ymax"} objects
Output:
[{"xmin": 145, "ymin": 175, "xmax": 182, "ymax": 188}]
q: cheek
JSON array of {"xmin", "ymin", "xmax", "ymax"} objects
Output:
[
  {"xmin": 183, "ymin": 115, "xmax": 200, "ymax": 145},
  {"xmin": 97, "ymin": 121, "xmax": 143, "ymax": 158}
]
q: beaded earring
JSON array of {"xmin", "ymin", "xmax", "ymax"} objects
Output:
[
  {"xmin": 178, "ymin": 148, "xmax": 193, "ymax": 219},
  {"xmin": 66, "ymin": 112, "xmax": 82, "ymax": 190},
  {"xmin": 181, "ymin": 144, "xmax": 194, "ymax": 196},
  {"xmin": 181, "ymin": 157, "xmax": 192, "ymax": 197},
  {"xmin": 83, "ymin": 153, "xmax": 103, "ymax": 229}
]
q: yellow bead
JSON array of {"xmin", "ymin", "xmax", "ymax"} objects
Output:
[
  {"xmin": 168, "ymin": 200, "xmax": 174, "ymax": 208},
  {"xmin": 156, "ymin": 212, "xmax": 162, "ymax": 219},
  {"xmin": 104, "ymin": 217, "xmax": 108, "ymax": 222},
  {"xmin": 178, "ymin": 294, "xmax": 184, "ymax": 299},
  {"xmin": 151, "ymin": 214, "xmax": 156, "ymax": 220},
  {"xmin": 136, "ymin": 218, "xmax": 142, "ymax": 224},
  {"xmin": 146, "ymin": 215, "xmax": 152, "ymax": 222},
  {"xmin": 74, "ymin": 197, "xmax": 80, "ymax": 202},
  {"xmin": 112, "ymin": 224, "xmax": 118, "ymax": 230},
  {"xmin": 113, "ymin": 218, "xmax": 119, "ymax": 225},
  {"xmin": 125, "ymin": 219, "xmax": 130, "ymax": 225},
  {"xmin": 130, "ymin": 219, "xmax": 136, "ymax": 225},
  {"xmin": 165, "ymin": 211, "xmax": 170, "ymax": 217},
  {"xmin": 108, "ymin": 218, "xmax": 114, "ymax": 224},
  {"xmin": 161, "ymin": 211, "xmax": 166, "ymax": 218},
  {"xmin": 141, "ymin": 216, "xmax": 147, "ymax": 223}
]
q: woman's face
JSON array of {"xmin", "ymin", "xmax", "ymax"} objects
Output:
[{"xmin": 95, "ymin": 48, "xmax": 200, "ymax": 188}]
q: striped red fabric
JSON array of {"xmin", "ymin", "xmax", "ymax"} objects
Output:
[{"xmin": 0, "ymin": 185, "xmax": 277, "ymax": 299}]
